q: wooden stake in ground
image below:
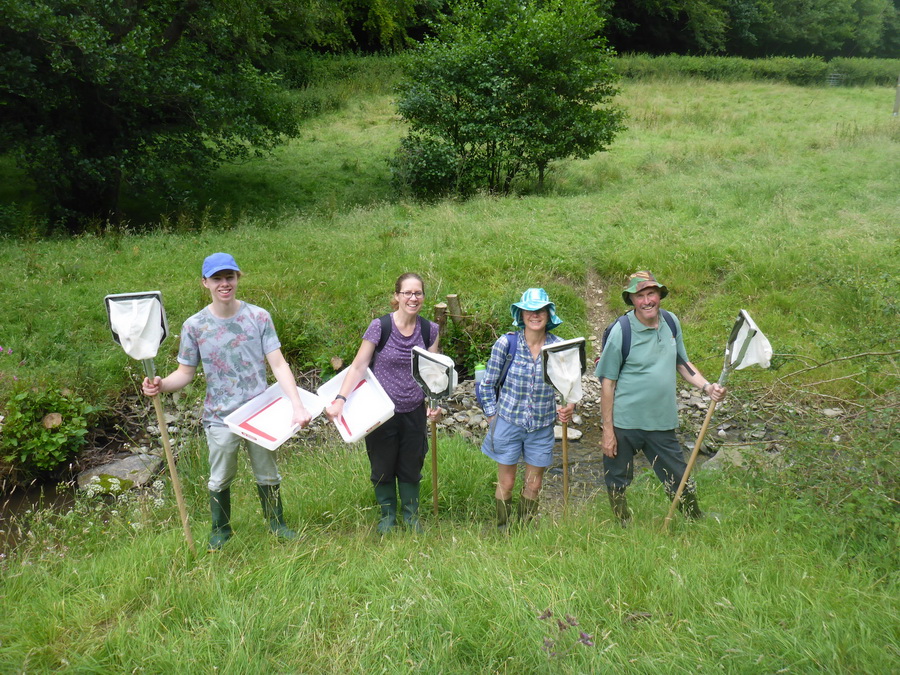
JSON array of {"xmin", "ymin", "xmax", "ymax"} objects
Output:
[
  {"xmin": 433, "ymin": 302, "xmax": 447, "ymax": 335},
  {"xmin": 446, "ymin": 294, "xmax": 466, "ymax": 326}
]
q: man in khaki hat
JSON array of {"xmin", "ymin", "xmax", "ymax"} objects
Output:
[{"xmin": 594, "ymin": 271, "xmax": 726, "ymax": 526}]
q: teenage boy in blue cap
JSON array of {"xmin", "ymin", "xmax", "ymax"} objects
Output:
[
  {"xmin": 142, "ymin": 252, "xmax": 311, "ymax": 550},
  {"xmin": 595, "ymin": 271, "xmax": 726, "ymax": 527}
]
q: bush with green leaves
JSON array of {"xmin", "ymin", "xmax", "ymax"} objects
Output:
[
  {"xmin": 395, "ymin": 0, "xmax": 625, "ymax": 196},
  {"xmin": 389, "ymin": 134, "xmax": 475, "ymax": 200},
  {"xmin": 0, "ymin": 388, "xmax": 99, "ymax": 480}
]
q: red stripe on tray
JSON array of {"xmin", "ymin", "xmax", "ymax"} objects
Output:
[
  {"xmin": 337, "ymin": 380, "xmax": 367, "ymax": 437},
  {"xmin": 238, "ymin": 398, "xmax": 281, "ymax": 442}
]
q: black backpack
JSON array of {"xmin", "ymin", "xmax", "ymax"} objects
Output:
[
  {"xmin": 599, "ymin": 309, "xmax": 687, "ymax": 376},
  {"xmin": 371, "ymin": 314, "xmax": 433, "ymax": 367}
]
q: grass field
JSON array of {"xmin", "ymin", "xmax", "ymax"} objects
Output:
[{"xmin": 0, "ymin": 68, "xmax": 898, "ymax": 672}]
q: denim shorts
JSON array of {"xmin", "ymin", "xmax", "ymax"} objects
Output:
[{"xmin": 480, "ymin": 416, "xmax": 554, "ymax": 468}]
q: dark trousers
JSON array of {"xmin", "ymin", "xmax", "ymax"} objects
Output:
[
  {"xmin": 365, "ymin": 403, "xmax": 428, "ymax": 485},
  {"xmin": 603, "ymin": 428, "xmax": 695, "ymax": 494}
]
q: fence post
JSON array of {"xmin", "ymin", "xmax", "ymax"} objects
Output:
[
  {"xmin": 433, "ymin": 302, "xmax": 448, "ymax": 335},
  {"xmin": 446, "ymin": 294, "xmax": 466, "ymax": 326},
  {"xmin": 893, "ymin": 73, "xmax": 899, "ymax": 116}
]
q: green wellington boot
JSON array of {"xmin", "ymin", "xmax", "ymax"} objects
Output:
[
  {"xmin": 373, "ymin": 482, "xmax": 398, "ymax": 534},
  {"xmin": 607, "ymin": 488, "xmax": 632, "ymax": 528},
  {"xmin": 517, "ymin": 496, "xmax": 539, "ymax": 527},
  {"xmin": 257, "ymin": 484, "xmax": 298, "ymax": 540},
  {"xmin": 209, "ymin": 489, "xmax": 233, "ymax": 551},
  {"xmin": 398, "ymin": 482, "xmax": 424, "ymax": 533},
  {"xmin": 495, "ymin": 498, "xmax": 513, "ymax": 533}
]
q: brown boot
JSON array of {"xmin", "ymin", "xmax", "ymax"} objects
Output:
[{"xmin": 607, "ymin": 488, "xmax": 631, "ymax": 528}]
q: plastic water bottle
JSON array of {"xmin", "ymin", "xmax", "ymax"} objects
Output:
[
  {"xmin": 474, "ymin": 363, "xmax": 486, "ymax": 402},
  {"xmin": 474, "ymin": 363, "xmax": 486, "ymax": 385}
]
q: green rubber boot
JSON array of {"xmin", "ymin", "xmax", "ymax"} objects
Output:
[
  {"xmin": 373, "ymin": 482, "xmax": 398, "ymax": 534},
  {"xmin": 496, "ymin": 498, "xmax": 513, "ymax": 533},
  {"xmin": 607, "ymin": 488, "xmax": 632, "ymax": 528},
  {"xmin": 517, "ymin": 496, "xmax": 539, "ymax": 527},
  {"xmin": 398, "ymin": 481, "xmax": 424, "ymax": 533},
  {"xmin": 257, "ymin": 484, "xmax": 298, "ymax": 540},
  {"xmin": 209, "ymin": 489, "xmax": 232, "ymax": 551}
]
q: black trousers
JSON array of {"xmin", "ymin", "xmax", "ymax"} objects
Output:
[
  {"xmin": 603, "ymin": 427, "xmax": 695, "ymax": 495},
  {"xmin": 365, "ymin": 403, "xmax": 428, "ymax": 485}
]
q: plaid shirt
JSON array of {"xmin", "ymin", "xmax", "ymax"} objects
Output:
[{"xmin": 481, "ymin": 331, "xmax": 561, "ymax": 431}]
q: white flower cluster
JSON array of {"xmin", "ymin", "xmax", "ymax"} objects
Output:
[{"xmin": 84, "ymin": 475, "xmax": 105, "ymax": 498}]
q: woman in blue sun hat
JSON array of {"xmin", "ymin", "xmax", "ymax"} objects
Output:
[{"xmin": 479, "ymin": 288, "xmax": 575, "ymax": 531}]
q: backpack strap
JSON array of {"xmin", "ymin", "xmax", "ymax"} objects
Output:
[
  {"xmin": 660, "ymin": 309, "xmax": 689, "ymax": 370},
  {"xmin": 617, "ymin": 314, "xmax": 632, "ymax": 364},
  {"xmin": 370, "ymin": 314, "xmax": 393, "ymax": 368},
  {"xmin": 420, "ymin": 317, "xmax": 432, "ymax": 350},
  {"xmin": 372, "ymin": 314, "xmax": 433, "ymax": 367},
  {"xmin": 609, "ymin": 309, "xmax": 687, "ymax": 378},
  {"xmin": 496, "ymin": 332, "xmax": 517, "ymax": 395}
]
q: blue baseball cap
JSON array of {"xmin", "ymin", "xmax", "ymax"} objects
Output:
[
  {"xmin": 202, "ymin": 252, "xmax": 241, "ymax": 278},
  {"xmin": 510, "ymin": 288, "xmax": 563, "ymax": 331}
]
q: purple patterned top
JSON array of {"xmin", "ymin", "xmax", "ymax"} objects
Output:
[
  {"xmin": 177, "ymin": 302, "xmax": 280, "ymax": 426},
  {"xmin": 363, "ymin": 315, "xmax": 439, "ymax": 414}
]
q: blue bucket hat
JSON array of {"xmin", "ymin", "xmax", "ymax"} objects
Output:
[
  {"xmin": 202, "ymin": 252, "xmax": 241, "ymax": 278},
  {"xmin": 510, "ymin": 288, "xmax": 563, "ymax": 331}
]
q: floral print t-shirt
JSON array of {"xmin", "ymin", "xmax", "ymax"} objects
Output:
[{"xmin": 177, "ymin": 302, "xmax": 280, "ymax": 426}]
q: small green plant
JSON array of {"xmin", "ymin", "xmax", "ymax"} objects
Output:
[{"xmin": 0, "ymin": 388, "xmax": 100, "ymax": 479}]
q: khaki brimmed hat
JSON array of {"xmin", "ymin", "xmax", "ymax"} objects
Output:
[
  {"xmin": 622, "ymin": 271, "xmax": 668, "ymax": 305},
  {"xmin": 510, "ymin": 288, "xmax": 563, "ymax": 331}
]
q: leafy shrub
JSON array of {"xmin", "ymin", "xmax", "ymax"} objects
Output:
[
  {"xmin": 389, "ymin": 134, "xmax": 471, "ymax": 201},
  {"xmin": 395, "ymin": 0, "xmax": 623, "ymax": 196},
  {"xmin": 0, "ymin": 388, "xmax": 100, "ymax": 480},
  {"xmin": 827, "ymin": 57, "xmax": 900, "ymax": 86},
  {"xmin": 749, "ymin": 56, "xmax": 829, "ymax": 85}
]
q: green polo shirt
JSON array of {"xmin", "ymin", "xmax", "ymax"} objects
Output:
[{"xmin": 594, "ymin": 311, "xmax": 690, "ymax": 431}]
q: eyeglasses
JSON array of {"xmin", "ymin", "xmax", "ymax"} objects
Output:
[{"xmin": 397, "ymin": 291, "xmax": 424, "ymax": 298}]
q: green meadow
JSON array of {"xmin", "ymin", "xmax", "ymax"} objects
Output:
[{"xmin": 0, "ymin": 64, "xmax": 897, "ymax": 672}]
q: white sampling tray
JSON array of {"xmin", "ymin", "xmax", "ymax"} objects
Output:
[
  {"xmin": 224, "ymin": 383, "xmax": 324, "ymax": 451},
  {"xmin": 317, "ymin": 368, "xmax": 395, "ymax": 443}
]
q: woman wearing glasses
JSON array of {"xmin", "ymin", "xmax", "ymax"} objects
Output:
[{"xmin": 325, "ymin": 273, "xmax": 441, "ymax": 534}]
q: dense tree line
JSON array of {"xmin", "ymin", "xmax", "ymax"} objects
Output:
[
  {"xmin": 273, "ymin": 0, "xmax": 900, "ymax": 61},
  {"xmin": 2, "ymin": 0, "xmax": 897, "ymax": 230},
  {"xmin": 602, "ymin": 0, "xmax": 900, "ymax": 58}
]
